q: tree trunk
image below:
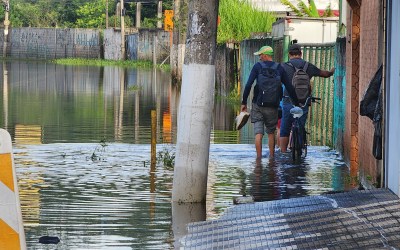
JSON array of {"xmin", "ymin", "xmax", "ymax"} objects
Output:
[{"xmin": 172, "ymin": 0, "xmax": 219, "ymax": 203}]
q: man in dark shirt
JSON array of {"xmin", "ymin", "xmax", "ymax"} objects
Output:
[
  {"xmin": 280, "ymin": 43, "xmax": 335, "ymax": 153},
  {"xmin": 241, "ymin": 45, "xmax": 299, "ymax": 159}
]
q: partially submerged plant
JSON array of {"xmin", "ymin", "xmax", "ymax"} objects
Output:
[
  {"xmin": 88, "ymin": 138, "xmax": 108, "ymax": 162},
  {"xmin": 157, "ymin": 146, "xmax": 175, "ymax": 169}
]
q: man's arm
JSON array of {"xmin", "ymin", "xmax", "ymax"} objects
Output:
[
  {"xmin": 319, "ymin": 67, "xmax": 335, "ymax": 78},
  {"xmin": 241, "ymin": 63, "xmax": 259, "ymax": 111}
]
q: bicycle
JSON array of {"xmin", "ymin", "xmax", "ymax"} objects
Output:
[{"xmin": 289, "ymin": 96, "xmax": 321, "ymax": 162}]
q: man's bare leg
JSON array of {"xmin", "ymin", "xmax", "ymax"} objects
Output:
[
  {"xmin": 280, "ymin": 136, "xmax": 289, "ymax": 152},
  {"xmin": 255, "ymin": 133, "xmax": 263, "ymax": 159},
  {"xmin": 268, "ymin": 133, "xmax": 275, "ymax": 158}
]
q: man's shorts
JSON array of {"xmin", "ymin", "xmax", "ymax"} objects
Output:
[{"xmin": 250, "ymin": 103, "xmax": 278, "ymax": 135}]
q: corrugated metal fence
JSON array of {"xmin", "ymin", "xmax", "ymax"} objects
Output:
[
  {"xmin": 0, "ymin": 28, "xmax": 101, "ymax": 59},
  {"xmin": 302, "ymin": 42, "xmax": 335, "ymax": 147},
  {"xmin": 333, "ymin": 37, "xmax": 346, "ymax": 153},
  {"xmin": 240, "ymin": 38, "xmax": 339, "ymax": 147}
]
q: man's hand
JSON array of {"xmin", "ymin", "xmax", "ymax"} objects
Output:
[
  {"xmin": 320, "ymin": 68, "xmax": 335, "ymax": 78},
  {"xmin": 241, "ymin": 104, "xmax": 247, "ymax": 112}
]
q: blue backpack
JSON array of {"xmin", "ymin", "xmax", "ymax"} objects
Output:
[{"xmin": 256, "ymin": 62, "xmax": 282, "ymax": 108}]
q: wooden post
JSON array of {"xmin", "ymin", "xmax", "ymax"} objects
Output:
[
  {"xmin": 153, "ymin": 35, "xmax": 157, "ymax": 66},
  {"xmin": 151, "ymin": 110, "xmax": 157, "ymax": 167}
]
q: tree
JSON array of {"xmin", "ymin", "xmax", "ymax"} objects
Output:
[
  {"xmin": 56, "ymin": 0, "xmax": 92, "ymax": 27},
  {"xmin": 10, "ymin": 0, "xmax": 59, "ymax": 27},
  {"xmin": 75, "ymin": 0, "xmax": 107, "ymax": 28},
  {"xmin": 280, "ymin": 0, "xmax": 335, "ymax": 18},
  {"xmin": 126, "ymin": 0, "xmax": 173, "ymax": 28}
]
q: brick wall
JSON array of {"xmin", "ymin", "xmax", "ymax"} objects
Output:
[
  {"xmin": 358, "ymin": 0, "xmax": 383, "ymax": 186},
  {"xmin": 345, "ymin": 2, "xmax": 360, "ymax": 180},
  {"xmin": 345, "ymin": 0, "xmax": 383, "ymax": 187}
]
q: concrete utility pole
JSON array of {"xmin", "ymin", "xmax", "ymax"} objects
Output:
[
  {"xmin": 106, "ymin": 0, "xmax": 109, "ymax": 28},
  {"xmin": 120, "ymin": 0, "xmax": 125, "ymax": 60},
  {"xmin": 136, "ymin": 2, "xmax": 142, "ymax": 28},
  {"xmin": 2, "ymin": 0, "xmax": 9, "ymax": 58},
  {"xmin": 172, "ymin": 0, "xmax": 219, "ymax": 203},
  {"xmin": 157, "ymin": 1, "xmax": 163, "ymax": 28},
  {"xmin": 170, "ymin": 0, "xmax": 188, "ymax": 83}
]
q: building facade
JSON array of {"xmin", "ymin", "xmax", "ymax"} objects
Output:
[{"xmin": 344, "ymin": 0, "xmax": 400, "ymax": 195}]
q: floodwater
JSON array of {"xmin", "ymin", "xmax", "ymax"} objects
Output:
[{"xmin": 0, "ymin": 61, "xmax": 353, "ymax": 249}]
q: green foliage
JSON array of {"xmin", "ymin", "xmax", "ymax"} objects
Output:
[
  {"xmin": 10, "ymin": 0, "xmax": 59, "ymax": 27},
  {"xmin": 297, "ymin": 0, "xmax": 319, "ymax": 17},
  {"xmin": 6, "ymin": 0, "xmax": 170, "ymax": 28},
  {"xmin": 281, "ymin": 0, "xmax": 335, "ymax": 18},
  {"xmin": 157, "ymin": 146, "xmax": 175, "ymax": 169},
  {"xmin": 52, "ymin": 58, "xmax": 171, "ymax": 69},
  {"xmin": 217, "ymin": 0, "xmax": 276, "ymax": 44},
  {"xmin": 219, "ymin": 84, "xmax": 241, "ymax": 104},
  {"xmin": 142, "ymin": 17, "xmax": 157, "ymax": 28},
  {"xmin": 280, "ymin": 0, "xmax": 304, "ymax": 17},
  {"xmin": 52, "ymin": 58, "xmax": 153, "ymax": 68},
  {"xmin": 322, "ymin": 4, "xmax": 335, "ymax": 17},
  {"xmin": 76, "ymin": 0, "xmax": 107, "ymax": 28}
]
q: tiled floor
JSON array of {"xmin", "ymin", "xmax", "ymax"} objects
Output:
[{"xmin": 181, "ymin": 189, "xmax": 400, "ymax": 249}]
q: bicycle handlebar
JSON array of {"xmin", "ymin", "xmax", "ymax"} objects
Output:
[{"xmin": 300, "ymin": 96, "xmax": 321, "ymax": 107}]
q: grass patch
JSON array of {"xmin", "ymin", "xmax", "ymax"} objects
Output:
[
  {"xmin": 218, "ymin": 0, "xmax": 276, "ymax": 43},
  {"xmin": 52, "ymin": 58, "xmax": 153, "ymax": 68},
  {"xmin": 52, "ymin": 58, "xmax": 171, "ymax": 70}
]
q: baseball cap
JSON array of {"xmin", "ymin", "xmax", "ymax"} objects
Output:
[
  {"xmin": 289, "ymin": 43, "xmax": 302, "ymax": 53},
  {"xmin": 254, "ymin": 46, "xmax": 274, "ymax": 56}
]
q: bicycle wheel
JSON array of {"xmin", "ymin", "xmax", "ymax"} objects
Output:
[
  {"xmin": 291, "ymin": 127, "xmax": 301, "ymax": 162},
  {"xmin": 303, "ymin": 128, "xmax": 308, "ymax": 157}
]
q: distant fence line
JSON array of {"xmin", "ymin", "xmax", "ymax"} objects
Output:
[{"xmin": 0, "ymin": 27, "xmax": 170, "ymax": 62}]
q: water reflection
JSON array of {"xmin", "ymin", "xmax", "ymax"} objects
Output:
[
  {"xmin": 0, "ymin": 61, "xmax": 181, "ymax": 144},
  {"xmin": 1, "ymin": 61, "xmax": 353, "ymax": 249}
]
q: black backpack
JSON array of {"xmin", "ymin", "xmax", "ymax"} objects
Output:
[
  {"xmin": 256, "ymin": 62, "xmax": 282, "ymax": 108},
  {"xmin": 287, "ymin": 62, "xmax": 311, "ymax": 104}
]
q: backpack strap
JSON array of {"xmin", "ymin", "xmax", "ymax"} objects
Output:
[
  {"xmin": 286, "ymin": 62, "xmax": 295, "ymax": 69},
  {"xmin": 302, "ymin": 62, "xmax": 309, "ymax": 72}
]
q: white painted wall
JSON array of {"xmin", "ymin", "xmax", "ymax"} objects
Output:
[
  {"xmin": 386, "ymin": 0, "xmax": 400, "ymax": 196},
  {"xmin": 272, "ymin": 17, "xmax": 339, "ymax": 43}
]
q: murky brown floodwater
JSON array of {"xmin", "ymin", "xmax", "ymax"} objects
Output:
[{"xmin": 1, "ymin": 61, "xmax": 353, "ymax": 249}]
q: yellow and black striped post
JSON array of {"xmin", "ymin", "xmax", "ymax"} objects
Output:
[{"xmin": 0, "ymin": 129, "xmax": 26, "ymax": 250}]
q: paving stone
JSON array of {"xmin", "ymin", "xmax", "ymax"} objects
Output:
[{"xmin": 181, "ymin": 189, "xmax": 400, "ymax": 249}]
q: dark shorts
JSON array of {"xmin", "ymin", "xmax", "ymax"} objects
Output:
[
  {"xmin": 251, "ymin": 103, "xmax": 278, "ymax": 135},
  {"xmin": 280, "ymin": 102, "xmax": 309, "ymax": 137}
]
